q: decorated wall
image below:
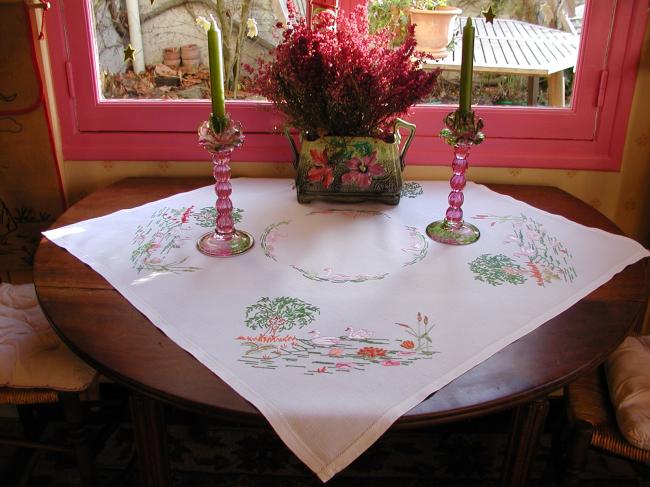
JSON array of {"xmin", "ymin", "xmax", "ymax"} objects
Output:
[{"xmin": 0, "ymin": 1, "xmax": 65, "ymax": 284}]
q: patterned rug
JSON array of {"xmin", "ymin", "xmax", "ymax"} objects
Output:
[{"xmin": 2, "ymin": 398, "xmax": 649, "ymax": 487}]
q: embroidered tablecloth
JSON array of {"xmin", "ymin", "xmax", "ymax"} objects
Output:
[{"xmin": 43, "ymin": 179, "xmax": 649, "ymax": 481}]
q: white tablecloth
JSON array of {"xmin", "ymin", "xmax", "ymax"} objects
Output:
[{"xmin": 44, "ymin": 179, "xmax": 649, "ymax": 481}]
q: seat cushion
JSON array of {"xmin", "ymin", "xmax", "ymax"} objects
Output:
[
  {"xmin": 0, "ymin": 282, "xmax": 96, "ymax": 392},
  {"xmin": 606, "ymin": 335, "xmax": 650, "ymax": 450}
]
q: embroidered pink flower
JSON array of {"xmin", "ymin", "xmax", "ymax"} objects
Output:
[
  {"xmin": 180, "ymin": 206, "xmax": 194, "ymax": 224},
  {"xmin": 307, "ymin": 148, "xmax": 334, "ymax": 188},
  {"xmin": 245, "ymin": 6, "xmax": 439, "ymax": 138},
  {"xmin": 328, "ymin": 348, "xmax": 344, "ymax": 357},
  {"xmin": 341, "ymin": 152, "xmax": 384, "ymax": 189},
  {"xmin": 382, "ymin": 360, "xmax": 401, "ymax": 366},
  {"xmin": 335, "ymin": 362, "xmax": 352, "ymax": 369},
  {"xmin": 514, "ymin": 246, "xmax": 535, "ymax": 258}
]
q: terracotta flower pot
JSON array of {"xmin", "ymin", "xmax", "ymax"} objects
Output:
[
  {"xmin": 181, "ymin": 44, "xmax": 201, "ymax": 67},
  {"xmin": 162, "ymin": 47, "xmax": 181, "ymax": 68},
  {"xmin": 408, "ymin": 6, "xmax": 462, "ymax": 59}
]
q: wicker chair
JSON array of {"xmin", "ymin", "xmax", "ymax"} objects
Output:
[
  {"xmin": 0, "ymin": 388, "xmax": 97, "ymax": 486},
  {"xmin": 0, "ymin": 281, "xmax": 98, "ymax": 486},
  {"xmin": 560, "ymin": 356, "xmax": 650, "ymax": 486}
]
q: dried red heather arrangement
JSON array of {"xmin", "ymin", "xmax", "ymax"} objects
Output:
[{"xmin": 247, "ymin": 2, "xmax": 439, "ymax": 138}]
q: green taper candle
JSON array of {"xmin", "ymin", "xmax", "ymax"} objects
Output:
[
  {"xmin": 207, "ymin": 15, "xmax": 227, "ymax": 125},
  {"xmin": 459, "ymin": 17, "xmax": 475, "ymax": 116}
]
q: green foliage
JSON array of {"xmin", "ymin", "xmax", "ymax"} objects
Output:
[
  {"xmin": 368, "ymin": 0, "xmax": 412, "ymax": 45},
  {"xmin": 192, "ymin": 207, "xmax": 242, "ymax": 228},
  {"xmin": 245, "ymin": 297, "xmax": 320, "ymax": 334},
  {"xmin": 351, "ymin": 140, "xmax": 374, "ymax": 157},
  {"xmin": 469, "ymin": 254, "xmax": 526, "ymax": 286},
  {"xmin": 412, "ymin": 0, "xmax": 448, "ymax": 9}
]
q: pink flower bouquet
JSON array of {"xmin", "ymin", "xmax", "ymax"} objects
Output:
[
  {"xmin": 246, "ymin": 3, "xmax": 439, "ymax": 203},
  {"xmin": 247, "ymin": 2, "xmax": 439, "ymax": 139}
]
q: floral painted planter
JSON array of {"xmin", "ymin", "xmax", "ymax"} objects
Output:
[
  {"xmin": 408, "ymin": 6, "xmax": 462, "ymax": 59},
  {"xmin": 286, "ymin": 120, "xmax": 416, "ymax": 205}
]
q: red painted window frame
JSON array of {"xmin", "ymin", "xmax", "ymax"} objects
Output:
[{"xmin": 46, "ymin": 0, "xmax": 647, "ymax": 168}]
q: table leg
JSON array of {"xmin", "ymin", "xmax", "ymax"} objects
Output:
[
  {"xmin": 547, "ymin": 71, "xmax": 565, "ymax": 107},
  {"xmin": 129, "ymin": 393, "xmax": 172, "ymax": 487},
  {"xmin": 59, "ymin": 392, "xmax": 96, "ymax": 487},
  {"xmin": 501, "ymin": 397, "xmax": 549, "ymax": 487},
  {"xmin": 527, "ymin": 76, "xmax": 540, "ymax": 106}
]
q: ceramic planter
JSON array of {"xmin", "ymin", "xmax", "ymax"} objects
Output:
[
  {"xmin": 162, "ymin": 47, "xmax": 181, "ymax": 68},
  {"xmin": 286, "ymin": 119, "xmax": 416, "ymax": 205},
  {"xmin": 408, "ymin": 6, "xmax": 462, "ymax": 59},
  {"xmin": 181, "ymin": 44, "xmax": 201, "ymax": 67}
]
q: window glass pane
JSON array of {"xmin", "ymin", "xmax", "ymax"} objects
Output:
[
  {"xmin": 92, "ymin": 0, "xmax": 305, "ymax": 100},
  {"xmin": 368, "ymin": 0, "xmax": 585, "ymax": 107}
]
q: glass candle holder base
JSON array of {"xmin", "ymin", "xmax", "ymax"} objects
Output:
[
  {"xmin": 426, "ymin": 219, "xmax": 480, "ymax": 245},
  {"xmin": 197, "ymin": 230, "xmax": 254, "ymax": 257}
]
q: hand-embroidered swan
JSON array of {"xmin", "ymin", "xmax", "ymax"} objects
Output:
[
  {"xmin": 344, "ymin": 326, "xmax": 373, "ymax": 339},
  {"xmin": 308, "ymin": 330, "xmax": 340, "ymax": 346}
]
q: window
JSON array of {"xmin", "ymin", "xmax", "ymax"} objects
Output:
[{"xmin": 46, "ymin": 1, "xmax": 647, "ymax": 168}]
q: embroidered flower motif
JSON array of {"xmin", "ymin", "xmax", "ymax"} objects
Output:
[
  {"xmin": 400, "ymin": 340, "xmax": 415, "ymax": 349},
  {"xmin": 180, "ymin": 206, "xmax": 194, "ymax": 224},
  {"xmin": 307, "ymin": 149, "xmax": 334, "ymax": 188},
  {"xmin": 341, "ymin": 152, "xmax": 384, "ymax": 189},
  {"xmin": 328, "ymin": 348, "xmax": 344, "ymax": 357},
  {"xmin": 382, "ymin": 360, "xmax": 401, "ymax": 366},
  {"xmin": 316, "ymin": 366, "xmax": 328, "ymax": 373},
  {"xmin": 335, "ymin": 362, "xmax": 352, "ymax": 369},
  {"xmin": 357, "ymin": 346, "xmax": 387, "ymax": 359}
]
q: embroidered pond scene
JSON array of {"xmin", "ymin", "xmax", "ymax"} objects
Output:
[
  {"xmin": 469, "ymin": 213, "xmax": 577, "ymax": 286},
  {"xmin": 237, "ymin": 297, "xmax": 437, "ymax": 374},
  {"xmin": 131, "ymin": 205, "xmax": 243, "ymax": 273},
  {"xmin": 260, "ymin": 209, "xmax": 428, "ymax": 283}
]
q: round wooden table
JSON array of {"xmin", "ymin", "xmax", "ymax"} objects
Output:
[{"xmin": 34, "ymin": 178, "xmax": 648, "ymax": 487}]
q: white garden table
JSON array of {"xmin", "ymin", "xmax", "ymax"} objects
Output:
[{"xmin": 429, "ymin": 17, "xmax": 580, "ymax": 107}]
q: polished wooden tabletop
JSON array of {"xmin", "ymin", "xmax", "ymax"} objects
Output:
[{"xmin": 34, "ymin": 178, "xmax": 648, "ymax": 426}]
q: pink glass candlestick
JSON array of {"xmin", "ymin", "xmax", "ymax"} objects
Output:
[
  {"xmin": 197, "ymin": 118, "xmax": 253, "ymax": 257},
  {"xmin": 427, "ymin": 109, "xmax": 484, "ymax": 245},
  {"xmin": 426, "ymin": 141, "xmax": 480, "ymax": 245}
]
